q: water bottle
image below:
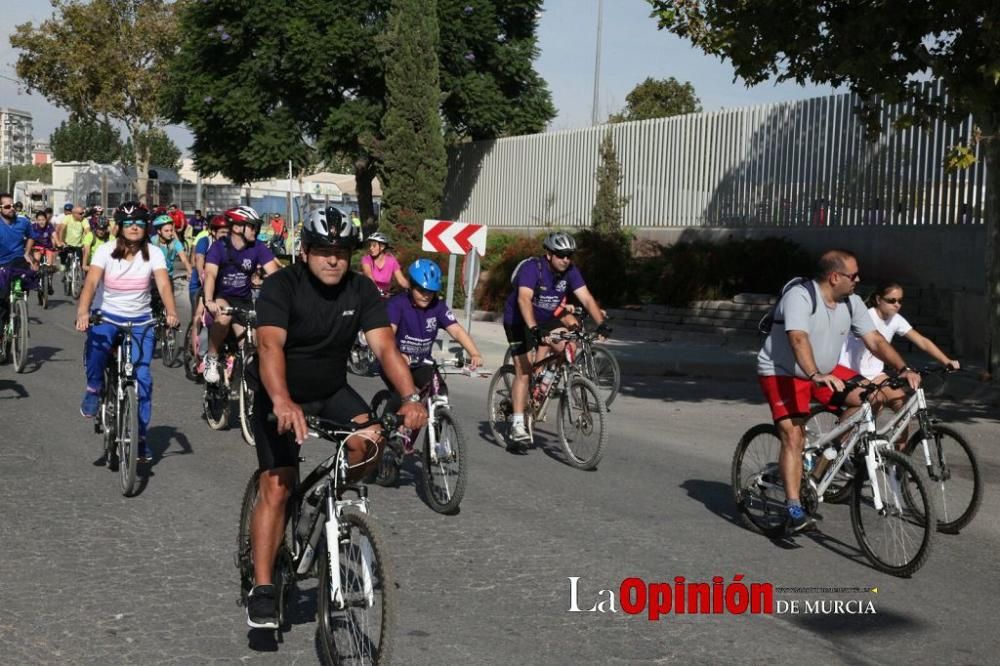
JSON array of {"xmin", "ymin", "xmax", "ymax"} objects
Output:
[
  {"xmin": 538, "ymin": 367, "xmax": 556, "ymax": 397},
  {"xmin": 803, "ymin": 451, "xmax": 815, "ymax": 474}
]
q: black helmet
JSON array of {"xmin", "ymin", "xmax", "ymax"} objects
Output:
[
  {"xmin": 302, "ymin": 207, "xmax": 359, "ymax": 249},
  {"xmin": 114, "ymin": 201, "xmax": 149, "ymax": 225}
]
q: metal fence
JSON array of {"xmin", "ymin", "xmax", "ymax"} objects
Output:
[{"xmin": 443, "ymin": 80, "xmax": 987, "ymax": 229}]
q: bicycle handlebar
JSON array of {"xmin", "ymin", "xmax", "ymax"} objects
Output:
[
  {"xmin": 88, "ymin": 312, "xmax": 157, "ymax": 328},
  {"xmin": 266, "ymin": 411, "xmax": 400, "ymax": 437}
]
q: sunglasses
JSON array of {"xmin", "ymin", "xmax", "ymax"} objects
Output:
[
  {"xmin": 553, "ymin": 251, "xmax": 575, "ymax": 260},
  {"xmin": 836, "ymin": 270, "xmax": 860, "ymax": 282},
  {"xmin": 1, "ymin": 204, "xmax": 13, "ymax": 210},
  {"xmin": 881, "ymin": 297, "xmax": 903, "ymax": 305},
  {"xmin": 121, "ymin": 219, "xmax": 147, "ymax": 228}
]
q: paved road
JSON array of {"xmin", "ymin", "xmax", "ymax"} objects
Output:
[{"xmin": 2, "ymin": 292, "xmax": 999, "ymax": 665}]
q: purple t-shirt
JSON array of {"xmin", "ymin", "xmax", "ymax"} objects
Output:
[
  {"xmin": 204, "ymin": 238, "xmax": 275, "ymax": 299},
  {"xmin": 386, "ymin": 292, "xmax": 457, "ymax": 363},
  {"xmin": 502, "ymin": 257, "xmax": 585, "ymax": 326},
  {"xmin": 29, "ymin": 222, "xmax": 57, "ymax": 249}
]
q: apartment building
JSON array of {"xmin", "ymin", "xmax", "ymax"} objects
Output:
[{"xmin": 0, "ymin": 108, "xmax": 34, "ymax": 165}]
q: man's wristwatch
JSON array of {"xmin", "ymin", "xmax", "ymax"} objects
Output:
[{"xmin": 402, "ymin": 393, "xmax": 422, "ymax": 404}]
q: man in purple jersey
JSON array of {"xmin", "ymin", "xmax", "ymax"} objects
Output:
[
  {"xmin": 502, "ymin": 232, "xmax": 610, "ymax": 451},
  {"xmin": 202, "ymin": 205, "xmax": 281, "ymax": 383}
]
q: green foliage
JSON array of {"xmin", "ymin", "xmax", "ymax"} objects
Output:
[
  {"xmin": 50, "ymin": 115, "xmax": 123, "ymax": 163},
  {"xmin": 573, "ymin": 228, "xmax": 632, "ymax": 307},
  {"xmin": 944, "ymin": 143, "xmax": 978, "ymax": 173},
  {"xmin": 482, "ymin": 231, "xmax": 523, "ymax": 271},
  {"xmin": 123, "ymin": 128, "xmax": 182, "ymax": 170},
  {"xmin": 591, "ymin": 133, "xmax": 630, "ymax": 235},
  {"xmin": 380, "ymin": 0, "xmax": 448, "ymax": 233},
  {"xmin": 608, "ymin": 76, "xmax": 701, "ymax": 123},
  {"xmin": 7, "ymin": 164, "xmax": 52, "ymax": 185},
  {"xmin": 475, "ymin": 233, "xmax": 544, "ymax": 312}
]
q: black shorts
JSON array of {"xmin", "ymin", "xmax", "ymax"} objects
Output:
[
  {"xmin": 503, "ymin": 318, "xmax": 563, "ymax": 358},
  {"xmin": 380, "ymin": 363, "xmax": 436, "ymax": 395},
  {"xmin": 218, "ymin": 295, "xmax": 254, "ymax": 312},
  {"xmin": 253, "ymin": 384, "xmax": 372, "ymax": 470}
]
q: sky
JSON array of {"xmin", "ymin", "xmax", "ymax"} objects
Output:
[{"xmin": 0, "ymin": 0, "xmax": 835, "ymax": 156}]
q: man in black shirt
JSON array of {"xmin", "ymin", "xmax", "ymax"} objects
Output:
[{"xmin": 246, "ymin": 206, "xmax": 427, "ymax": 629}]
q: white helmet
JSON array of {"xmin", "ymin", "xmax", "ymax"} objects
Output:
[
  {"xmin": 543, "ymin": 231, "xmax": 576, "ymax": 253},
  {"xmin": 224, "ymin": 205, "xmax": 262, "ymax": 226},
  {"xmin": 366, "ymin": 231, "xmax": 390, "ymax": 246},
  {"xmin": 302, "ymin": 207, "xmax": 359, "ymax": 248}
]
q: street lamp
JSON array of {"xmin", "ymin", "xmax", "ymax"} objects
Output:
[{"xmin": 591, "ymin": 0, "xmax": 604, "ymax": 126}]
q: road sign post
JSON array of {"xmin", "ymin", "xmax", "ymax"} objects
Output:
[{"xmin": 422, "ymin": 219, "xmax": 487, "ymax": 332}]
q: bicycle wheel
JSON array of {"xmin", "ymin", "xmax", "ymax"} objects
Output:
[
  {"xmin": 804, "ymin": 407, "xmax": 855, "ymax": 503},
  {"xmin": 421, "ymin": 407, "xmax": 467, "ymax": 514},
  {"xmin": 182, "ymin": 321, "xmax": 200, "ymax": 381},
  {"xmin": 850, "ymin": 447, "xmax": 935, "ymax": 577},
  {"xmin": 731, "ymin": 423, "xmax": 788, "ymax": 537},
  {"xmin": 101, "ymin": 390, "xmax": 117, "ymax": 464},
  {"xmin": 118, "ymin": 384, "xmax": 140, "ymax": 496},
  {"xmin": 38, "ymin": 272, "xmax": 48, "ymax": 309},
  {"xmin": 318, "ymin": 510, "xmax": 393, "ymax": 666},
  {"xmin": 62, "ymin": 268, "xmax": 71, "ymax": 296},
  {"xmin": 370, "ymin": 390, "xmax": 400, "ymax": 487},
  {"xmin": 557, "ymin": 374, "xmax": 607, "ymax": 470},
  {"xmin": 236, "ymin": 471, "xmax": 261, "ymax": 605},
  {"xmin": 347, "ymin": 343, "xmax": 371, "ymax": 376},
  {"xmin": 905, "ymin": 424, "xmax": 981, "ymax": 534},
  {"xmin": 71, "ymin": 261, "xmax": 83, "ymax": 299},
  {"xmin": 204, "ymin": 381, "xmax": 231, "ymax": 430},
  {"xmin": 486, "ymin": 364, "xmax": 516, "ymax": 448},
  {"xmin": 238, "ymin": 363, "xmax": 256, "ymax": 447},
  {"xmin": 585, "ymin": 346, "xmax": 621, "ymax": 408},
  {"xmin": 11, "ymin": 298, "xmax": 28, "ymax": 373},
  {"xmin": 160, "ymin": 326, "xmax": 181, "ymax": 367}
]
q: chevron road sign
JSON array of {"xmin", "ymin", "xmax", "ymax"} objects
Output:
[{"xmin": 422, "ymin": 220, "xmax": 487, "ymax": 256}]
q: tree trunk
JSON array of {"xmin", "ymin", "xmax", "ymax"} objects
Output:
[
  {"xmin": 132, "ymin": 128, "xmax": 149, "ymax": 205},
  {"xmin": 984, "ymin": 112, "xmax": 1000, "ymax": 379},
  {"xmin": 354, "ymin": 155, "xmax": 378, "ymax": 236}
]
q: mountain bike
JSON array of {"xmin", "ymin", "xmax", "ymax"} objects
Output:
[
  {"xmin": 0, "ymin": 270, "xmax": 30, "ymax": 373},
  {"xmin": 151, "ymin": 288, "xmax": 182, "ymax": 368},
  {"xmin": 236, "ymin": 413, "xmax": 396, "ymax": 664},
  {"xmin": 90, "ymin": 312, "xmax": 156, "ymax": 497},
  {"xmin": 805, "ymin": 366, "xmax": 981, "ymax": 533},
  {"xmin": 348, "ymin": 331, "xmax": 377, "ymax": 376},
  {"xmin": 488, "ymin": 328, "xmax": 607, "ymax": 470},
  {"xmin": 371, "ymin": 356, "xmax": 478, "ymax": 514},
  {"xmin": 35, "ymin": 254, "xmax": 53, "ymax": 310},
  {"xmin": 733, "ymin": 376, "xmax": 936, "ymax": 577},
  {"xmin": 203, "ymin": 306, "xmax": 258, "ymax": 446}
]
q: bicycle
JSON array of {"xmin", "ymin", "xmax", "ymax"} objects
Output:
[
  {"xmin": 62, "ymin": 248, "xmax": 83, "ymax": 299},
  {"xmin": 89, "ymin": 312, "xmax": 156, "ymax": 497},
  {"xmin": 203, "ymin": 305, "xmax": 258, "ymax": 446},
  {"xmin": 348, "ymin": 331, "xmax": 377, "ymax": 376},
  {"xmin": 236, "ymin": 412, "xmax": 396, "ymax": 663},
  {"xmin": 35, "ymin": 254, "xmax": 53, "ymax": 310},
  {"xmin": 0, "ymin": 269, "xmax": 30, "ymax": 373},
  {"xmin": 488, "ymin": 328, "xmax": 608, "ymax": 470},
  {"xmin": 732, "ymin": 376, "xmax": 936, "ymax": 577},
  {"xmin": 371, "ymin": 355, "xmax": 479, "ymax": 514},
  {"xmin": 805, "ymin": 366, "xmax": 981, "ymax": 533},
  {"xmin": 151, "ymin": 288, "xmax": 182, "ymax": 368}
]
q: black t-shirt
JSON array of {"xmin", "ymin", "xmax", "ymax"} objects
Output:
[{"xmin": 255, "ymin": 264, "xmax": 389, "ymax": 402}]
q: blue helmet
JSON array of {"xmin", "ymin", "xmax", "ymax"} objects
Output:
[{"xmin": 408, "ymin": 258, "xmax": 442, "ymax": 292}]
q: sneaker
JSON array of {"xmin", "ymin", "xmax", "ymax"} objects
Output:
[
  {"xmin": 47, "ymin": 284, "xmax": 54, "ymax": 295},
  {"xmin": 203, "ymin": 354, "xmax": 220, "ymax": 383},
  {"xmin": 246, "ymin": 584, "xmax": 279, "ymax": 629},
  {"xmin": 80, "ymin": 391, "xmax": 101, "ymax": 418},
  {"xmin": 508, "ymin": 423, "xmax": 531, "ymax": 452},
  {"xmin": 138, "ymin": 442, "xmax": 153, "ymax": 464},
  {"xmin": 786, "ymin": 505, "xmax": 816, "ymax": 534}
]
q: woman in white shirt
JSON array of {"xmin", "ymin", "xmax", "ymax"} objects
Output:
[{"xmin": 75, "ymin": 202, "xmax": 179, "ymax": 463}]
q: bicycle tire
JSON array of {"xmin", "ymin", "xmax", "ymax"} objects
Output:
[
  {"xmin": 370, "ymin": 390, "xmax": 400, "ymax": 487},
  {"xmin": 204, "ymin": 381, "xmax": 231, "ymax": 430},
  {"xmin": 850, "ymin": 447, "xmax": 935, "ymax": 577},
  {"xmin": 804, "ymin": 406, "xmax": 855, "ymax": 503},
  {"xmin": 63, "ymin": 268, "xmax": 71, "ymax": 296},
  {"xmin": 161, "ymin": 326, "xmax": 181, "ymax": 367},
  {"xmin": 347, "ymin": 343, "xmax": 371, "ymax": 376},
  {"xmin": 904, "ymin": 424, "xmax": 981, "ymax": 534},
  {"xmin": 119, "ymin": 384, "xmax": 140, "ymax": 496},
  {"xmin": 182, "ymin": 321, "xmax": 200, "ymax": 382},
  {"xmin": 557, "ymin": 374, "xmax": 607, "ymax": 470},
  {"xmin": 38, "ymin": 272, "xmax": 49, "ymax": 309},
  {"xmin": 71, "ymin": 262, "xmax": 83, "ymax": 299},
  {"xmin": 584, "ymin": 346, "xmax": 621, "ymax": 408},
  {"xmin": 317, "ymin": 509, "xmax": 394, "ymax": 666},
  {"xmin": 731, "ymin": 423, "xmax": 788, "ymax": 538},
  {"xmin": 11, "ymin": 298, "xmax": 28, "ymax": 373},
  {"xmin": 486, "ymin": 364, "xmax": 517, "ymax": 448},
  {"xmin": 236, "ymin": 471, "xmax": 262, "ymax": 606},
  {"xmin": 238, "ymin": 363, "xmax": 256, "ymax": 447},
  {"xmin": 421, "ymin": 407, "xmax": 467, "ymax": 514}
]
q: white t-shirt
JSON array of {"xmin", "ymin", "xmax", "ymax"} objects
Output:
[
  {"xmin": 91, "ymin": 242, "xmax": 167, "ymax": 318},
  {"xmin": 839, "ymin": 307, "xmax": 912, "ymax": 379}
]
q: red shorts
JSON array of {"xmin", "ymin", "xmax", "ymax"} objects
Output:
[{"xmin": 758, "ymin": 365, "xmax": 860, "ymax": 422}]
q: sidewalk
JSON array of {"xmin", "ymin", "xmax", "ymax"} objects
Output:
[{"xmin": 449, "ymin": 311, "xmax": 1000, "ymax": 408}]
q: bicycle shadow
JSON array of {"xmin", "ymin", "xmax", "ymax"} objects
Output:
[
  {"xmin": 0, "ymin": 378, "xmax": 29, "ymax": 399},
  {"xmin": 679, "ymin": 479, "xmax": 746, "ymax": 530},
  {"xmin": 21, "ymin": 345, "xmax": 64, "ymax": 374},
  {"xmin": 146, "ymin": 425, "xmax": 195, "ymax": 461}
]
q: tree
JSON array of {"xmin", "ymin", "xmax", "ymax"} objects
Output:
[
  {"xmin": 591, "ymin": 132, "xmax": 630, "ymax": 234},
  {"xmin": 647, "ymin": 0, "xmax": 1000, "ymax": 376},
  {"xmin": 379, "ymin": 0, "xmax": 448, "ymax": 239},
  {"xmin": 9, "ymin": 164, "xmax": 53, "ymax": 185},
  {"xmin": 122, "ymin": 128, "xmax": 182, "ymax": 171},
  {"xmin": 12, "ymin": 0, "xmax": 181, "ymax": 204},
  {"xmin": 609, "ymin": 77, "xmax": 701, "ymax": 123},
  {"xmin": 164, "ymin": 0, "xmax": 555, "ymax": 226},
  {"xmin": 50, "ymin": 115, "xmax": 124, "ymax": 163}
]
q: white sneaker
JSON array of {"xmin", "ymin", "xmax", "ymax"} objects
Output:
[
  {"xmin": 203, "ymin": 354, "xmax": 220, "ymax": 383},
  {"xmin": 510, "ymin": 423, "xmax": 531, "ymax": 444}
]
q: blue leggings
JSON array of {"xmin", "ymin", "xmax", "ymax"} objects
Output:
[{"xmin": 85, "ymin": 314, "xmax": 156, "ymax": 439}]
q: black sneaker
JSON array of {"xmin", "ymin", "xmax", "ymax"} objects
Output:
[
  {"xmin": 786, "ymin": 505, "xmax": 816, "ymax": 534},
  {"xmin": 246, "ymin": 584, "xmax": 279, "ymax": 629}
]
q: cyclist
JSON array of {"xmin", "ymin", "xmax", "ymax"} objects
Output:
[
  {"xmin": 245, "ymin": 206, "xmax": 427, "ymax": 629},
  {"xmin": 757, "ymin": 249, "xmax": 922, "ymax": 533},
  {"xmin": 56, "ymin": 204, "xmax": 90, "ymax": 273},
  {"xmin": 167, "ymin": 204, "xmax": 188, "ymax": 247},
  {"xmin": 0, "ymin": 193, "xmax": 37, "ymax": 327},
  {"xmin": 29, "ymin": 210, "xmax": 58, "ymax": 291},
  {"xmin": 188, "ymin": 214, "xmax": 227, "ymax": 312},
  {"xmin": 502, "ymin": 232, "xmax": 610, "ymax": 451},
  {"xmin": 81, "ymin": 216, "xmax": 114, "ymax": 271},
  {"xmin": 151, "ymin": 214, "xmax": 193, "ymax": 280},
  {"xmin": 201, "ymin": 206, "xmax": 281, "ymax": 384},
  {"xmin": 75, "ymin": 202, "xmax": 179, "ymax": 463},
  {"xmin": 360, "ymin": 231, "xmax": 408, "ymax": 296}
]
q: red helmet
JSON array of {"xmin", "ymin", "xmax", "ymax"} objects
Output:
[
  {"xmin": 209, "ymin": 214, "xmax": 228, "ymax": 230},
  {"xmin": 224, "ymin": 205, "xmax": 261, "ymax": 226}
]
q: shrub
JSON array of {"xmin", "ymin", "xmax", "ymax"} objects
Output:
[
  {"xmin": 573, "ymin": 229, "xmax": 632, "ymax": 307},
  {"xmin": 475, "ymin": 234, "xmax": 544, "ymax": 312}
]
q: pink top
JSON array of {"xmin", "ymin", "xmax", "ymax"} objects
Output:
[{"xmin": 361, "ymin": 253, "xmax": 400, "ymax": 292}]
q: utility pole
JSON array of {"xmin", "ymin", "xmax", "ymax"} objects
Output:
[{"xmin": 591, "ymin": 0, "xmax": 604, "ymax": 126}]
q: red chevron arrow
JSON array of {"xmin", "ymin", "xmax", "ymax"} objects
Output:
[
  {"xmin": 454, "ymin": 223, "xmax": 481, "ymax": 254},
  {"xmin": 424, "ymin": 220, "xmax": 452, "ymax": 253}
]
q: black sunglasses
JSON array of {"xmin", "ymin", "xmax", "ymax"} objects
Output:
[
  {"xmin": 881, "ymin": 297, "xmax": 903, "ymax": 305},
  {"xmin": 553, "ymin": 251, "xmax": 575, "ymax": 260},
  {"xmin": 836, "ymin": 270, "xmax": 860, "ymax": 282}
]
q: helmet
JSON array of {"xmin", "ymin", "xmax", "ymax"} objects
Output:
[
  {"xmin": 301, "ymin": 207, "xmax": 358, "ymax": 249},
  {"xmin": 543, "ymin": 231, "xmax": 576, "ymax": 254},
  {"xmin": 152, "ymin": 214, "xmax": 173, "ymax": 229},
  {"xmin": 366, "ymin": 232, "xmax": 390, "ymax": 246},
  {"xmin": 408, "ymin": 259, "xmax": 442, "ymax": 292},
  {"xmin": 209, "ymin": 214, "xmax": 227, "ymax": 231},
  {"xmin": 114, "ymin": 201, "xmax": 149, "ymax": 225},
  {"xmin": 224, "ymin": 205, "xmax": 261, "ymax": 226},
  {"xmin": 92, "ymin": 216, "xmax": 110, "ymax": 230},
  {"xmin": 92, "ymin": 205, "xmax": 104, "ymax": 215},
  {"xmin": 63, "ymin": 202, "xmax": 74, "ymax": 211}
]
